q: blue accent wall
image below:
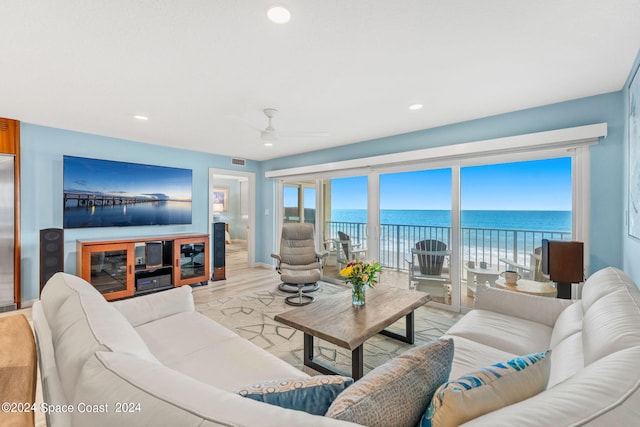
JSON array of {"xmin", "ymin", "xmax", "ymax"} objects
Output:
[
  {"xmin": 623, "ymin": 48, "xmax": 640, "ymax": 283},
  {"xmin": 261, "ymin": 92, "xmax": 625, "ymax": 276},
  {"xmin": 20, "ymin": 123, "xmax": 260, "ymax": 303}
]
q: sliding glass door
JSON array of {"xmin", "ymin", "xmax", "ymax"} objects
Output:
[
  {"xmin": 459, "ymin": 157, "xmax": 573, "ymax": 309},
  {"xmin": 379, "ymin": 169, "xmax": 453, "ymax": 306},
  {"xmin": 321, "ymin": 176, "xmax": 368, "ymax": 282}
]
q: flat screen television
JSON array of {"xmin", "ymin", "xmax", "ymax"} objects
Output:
[{"xmin": 63, "ymin": 156, "xmax": 192, "ymax": 228}]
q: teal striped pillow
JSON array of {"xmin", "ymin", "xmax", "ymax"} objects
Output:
[{"xmin": 422, "ymin": 350, "xmax": 551, "ymax": 427}]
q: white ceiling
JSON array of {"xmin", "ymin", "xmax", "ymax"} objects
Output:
[{"xmin": 2, "ymin": 1, "xmax": 640, "ymax": 161}]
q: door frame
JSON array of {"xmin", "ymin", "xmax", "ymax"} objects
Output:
[{"xmin": 208, "ymin": 168, "xmax": 256, "ymax": 270}]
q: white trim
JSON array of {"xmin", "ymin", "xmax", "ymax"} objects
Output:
[
  {"xmin": 450, "ymin": 164, "xmax": 461, "ymax": 312},
  {"xmin": 367, "ymin": 173, "xmax": 380, "ymax": 262},
  {"xmin": 266, "ymin": 123, "xmax": 607, "ymax": 178},
  {"xmin": 208, "ymin": 168, "xmax": 256, "ymax": 268}
]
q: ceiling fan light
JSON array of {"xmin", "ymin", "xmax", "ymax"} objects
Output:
[{"xmin": 267, "ymin": 6, "xmax": 291, "ymax": 24}]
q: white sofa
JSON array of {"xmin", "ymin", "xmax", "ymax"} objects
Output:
[
  {"xmin": 33, "ymin": 267, "xmax": 640, "ymax": 426},
  {"xmin": 445, "ymin": 266, "xmax": 640, "ymax": 426},
  {"xmin": 33, "ymin": 273, "xmax": 358, "ymax": 427}
]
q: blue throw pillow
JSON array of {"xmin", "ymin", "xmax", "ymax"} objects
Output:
[
  {"xmin": 237, "ymin": 375, "xmax": 354, "ymax": 415},
  {"xmin": 421, "ymin": 350, "xmax": 551, "ymax": 427}
]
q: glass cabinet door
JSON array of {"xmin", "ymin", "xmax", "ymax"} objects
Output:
[
  {"xmin": 174, "ymin": 237, "xmax": 209, "ymax": 286},
  {"xmin": 82, "ymin": 243, "xmax": 134, "ymax": 300}
]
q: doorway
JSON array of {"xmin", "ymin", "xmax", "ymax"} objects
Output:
[{"xmin": 208, "ymin": 169, "xmax": 256, "ymax": 276}]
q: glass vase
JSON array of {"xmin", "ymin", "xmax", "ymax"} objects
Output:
[{"xmin": 351, "ymin": 283, "xmax": 366, "ymax": 306}]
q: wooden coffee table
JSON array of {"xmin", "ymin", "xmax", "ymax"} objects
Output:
[{"xmin": 274, "ymin": 286, "xmax": 431, "ymax": 380}]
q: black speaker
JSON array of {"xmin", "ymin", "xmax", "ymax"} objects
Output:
[
  {"xmin": 145, "ymin": 241, "xmax": 163, "ymax": 269},
  {"xmin": 40, "ymin": 228, "xmax": 64, "ymax": 290},
  {"xmin": 212, "ymin": 222, "xmax": 226, "ymax": 280}
]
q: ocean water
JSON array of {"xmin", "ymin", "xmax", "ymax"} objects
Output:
[
  {"xmin": 64, "ymin": 201, "xmax": 192, "ymax": 228},
  {"xmin": 329, "ymin": 209, "xmax": 571, "ymax": 267},
  {"xmin": 332, "ymin": 209, "xmax": 571, "ymax": 232}
]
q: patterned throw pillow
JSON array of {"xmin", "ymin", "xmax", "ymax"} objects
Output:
[
  {"xmin": 421, "ymin": 350, "xmax": 551, "ymax": 427},
  {"xmin": 237, "ymin": 375, "xmax": 353, "ymax": 415},
  {"xmin": 325, "ymin": 338, "xmax": 454, "ymax": 427}
]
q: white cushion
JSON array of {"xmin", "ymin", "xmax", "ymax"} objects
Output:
[
  {"xmin": 71, "ymin": 352, "xmax": 358, "ymax": 427},
  {"xmin": 135, "ymin": 311, "xmax": 309, "ymax": 391},
  {"xmin": 582, "ymin": 286, "xmax": 640, "ymax": 365},
  {"xmin": 444, "ymin": 335, "xmax": 516, "ymax": 380},
  {"xmin": 580, "ymin": 267, "xmax": 638, "ymax": 311},
  {"xmin": 547, "ymin": 332, "xmax": 583, "ymax": 388},
  {"xmin": 39, "ymin": 273, "xmax": 158, "ymax": 401},
  {"xmin": 445, "ymin": 309, "xmax": 552, "ymax": 356},
  {"xmin": 549, "ymin": 301, "xmax": 583, "ymax": 348},
  {"xmin": 111, "ymin": 285, "xmax": 195, "ymax": 327}
]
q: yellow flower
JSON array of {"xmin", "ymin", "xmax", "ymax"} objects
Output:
[{"xmin": 340, "ymin": 265, "xmax": 353, "ymax": 277}]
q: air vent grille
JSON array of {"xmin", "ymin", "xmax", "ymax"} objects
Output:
[
  {"xmin": 231, "ymin": 158, "xmax": 246, "ymax": 167},
  {"xmin": 0, "ymin": 120, "xmax": 9, "ymax": 132}
]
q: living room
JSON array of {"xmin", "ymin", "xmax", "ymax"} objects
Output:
[{"xmin": 2, "ymin": 2, "xmax": 640, "ymax": 426}]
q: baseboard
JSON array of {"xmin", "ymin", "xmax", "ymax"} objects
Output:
[
  {"xmin": 254, "ymin": 262, "xmax": 273, "ymax": 269},
  {"xmin": 20, "ymin": 299, "xmax": 38, "ymax": 308}
]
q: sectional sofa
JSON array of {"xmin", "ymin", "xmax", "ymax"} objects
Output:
[{"xmin": 32, "ymin": 267, "xmax": 640, "ymax": 426}]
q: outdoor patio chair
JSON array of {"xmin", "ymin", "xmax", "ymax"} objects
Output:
[
  {"xmin": 271, "ymin": 223, "xmax": 328, "ymax": 306},
  {"xmin": 406, "ymin": 239, "xmax": 451, "ymax": 303},
  {"xmin": 336, "ymin": 231, "xmax": 367, "ymax": 268}
]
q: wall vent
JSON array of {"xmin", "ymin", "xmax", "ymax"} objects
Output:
[{"xmin": 231, "ymin": 158, "xmax": 246, "ymax": 167}]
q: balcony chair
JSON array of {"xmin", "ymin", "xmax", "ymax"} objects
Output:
[
  {"xmin": 406, "ymin": 239, "xmax": 451, "ymax": 304},
  {"xmin": 271, "ymin": 223, "xmax": 328, "ymax": 306},
  {"xmin": 499, "ymin": 247, "xmax": 548, "ymax": 282},
  {"xmin": 336, "ymin": 231, "xmax": 368, "ymax": 268}
]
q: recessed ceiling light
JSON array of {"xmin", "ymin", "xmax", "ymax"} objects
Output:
[
  {"xmin": 408, "ymin": 104, "xmax": 423, "ymax": 111},
  {"xmin": 133, "ymin": 115, "xmax": 149, "ymax": 120},
  {"xmin": 264, "ymin": 142, "xmax": 273, "ymax": 147},
  {"xmin": 267, "ymin": 6, "xmax": 291, "ymax": 24}
]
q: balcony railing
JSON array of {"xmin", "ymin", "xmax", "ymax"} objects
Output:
[{"xmin": 325, "ymin": 221, "xmax": 571, "ymax": 272}]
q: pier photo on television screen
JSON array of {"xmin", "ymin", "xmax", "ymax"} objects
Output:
[{"xmin": 63, "ymin": 156, "xmax": 192, "ymax": 228}]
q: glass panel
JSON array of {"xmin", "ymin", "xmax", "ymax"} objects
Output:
[
  {"xmin": 283, "ymin": 185, "xmax": 300, "ymax": 223},
  {"xmin": 379, "ymin": 169, "xmax": 452, "ymax": 305},
  {"xmin": 322, "ymin": 176, "xmax": 368, "ymax": 282},
  {"xmin": 460, "ymin": 157, "xmax": 573, "ymax": 309},
  {"xmin": 179, "ymin": 242, "xmax": 206, "ymax": 280},
  {"xmin": 303, "ymin": 187, "xmax": 316, "ymax": 224},
  {"xmin": 283, "ymin": 181, "xmax": 316, "ymax": 224},
  {"xmin": 90, "ymin": 249, "xmax": 128, "ymax": 295}
]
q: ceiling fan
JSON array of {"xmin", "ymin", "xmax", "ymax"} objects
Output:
[{"xmin": 257, "ymin": 108, "xmax": 329, "ymax": 141}]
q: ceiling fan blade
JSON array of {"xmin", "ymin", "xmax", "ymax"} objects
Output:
[
  {"xmin": 224, "ymin": 114, "xmax": 263, "ymax": 132},
  {"xmin": 261, "ymin": 129, "xmax": 278, "ymax": 140},
  {"xmin": 278, "ymin": 130, "xmax": 330, "ymax": 138}
]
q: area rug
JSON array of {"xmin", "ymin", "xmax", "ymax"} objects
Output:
[{"xmin": 196, "ymin": 282, "xmax": 462, "ymax": 376}]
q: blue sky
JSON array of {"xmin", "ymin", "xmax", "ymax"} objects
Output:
[
  {"xmin": 64, "ymin": 156, "xmax": 192, "ymax": 200},
  {"xmin": 327, "ymin": 157, "xmax": 572, "ymax": 211}
]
